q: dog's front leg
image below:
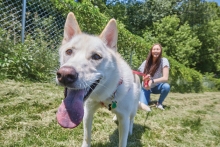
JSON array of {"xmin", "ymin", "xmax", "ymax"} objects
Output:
[
  {"xmin": 118, "ymin": 115, "xmax": 130, "ymax": 147},
  {"xmin": 82, "ymin": 101, "xmax": 99, "ymax": 147}
]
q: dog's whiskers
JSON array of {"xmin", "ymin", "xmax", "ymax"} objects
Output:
[{"xmin": 84, "ymin": 81, "xmax": 101, "ymax": 96}]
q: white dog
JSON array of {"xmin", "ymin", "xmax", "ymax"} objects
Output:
[{"xmin": 56, "ymin": 12, "xmax": 141, "ymax": 147}]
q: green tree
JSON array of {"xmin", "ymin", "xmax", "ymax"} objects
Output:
[
  {"xmin": 106, "ymin": 0, "xmax": 127, "ymax": 21},
  {"xmin": 178, "ymin": 0, "xmax": 220, "ymax": 26},
  {"xmin": 178, "ymin": 0, "xmax": 209, "ymax": 27},
  {"xmin": 144, "ymin": 15, "xmax": 201, "ymax": 68},
  {"xmin": 109, "ymin": 0, "xmax": 182, "ymax": 36},
  {"xmin": 178, "ymin": 1, "xmax": 220, "ymax": 75},
  {"xmin": 195, "ymin": 19, "xmax": 220, "ymax": 75}
]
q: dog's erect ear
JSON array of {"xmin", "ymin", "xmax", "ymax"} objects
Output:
[
  {"xmin": 100, "ymin": 19, "xmax": 118, "ymax": 51},
  {"xmin": 62, "ymin": 12, "xmax": 81, "ymax": 44}
]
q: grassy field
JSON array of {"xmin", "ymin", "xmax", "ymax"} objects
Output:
[{"xmin": 0, "ymin": 80, "xmax": 220, "ymax": 147}]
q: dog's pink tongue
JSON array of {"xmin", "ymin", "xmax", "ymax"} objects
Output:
[{"xmin": 56, "ymin": 89, "xmax": 85, "ymax": 128}]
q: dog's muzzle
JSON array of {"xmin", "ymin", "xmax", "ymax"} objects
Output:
[{"xmin": 56, "ymin": 66, "xmax": 101, "ymax": 129}]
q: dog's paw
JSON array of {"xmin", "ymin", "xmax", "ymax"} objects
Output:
[
  {"xmin": 81, "ymin": 142, "xmax": 90, "ymax": 147},
  {"xmin": 112, "ymin": 115, "xmax": 119, "ymax": 126}
]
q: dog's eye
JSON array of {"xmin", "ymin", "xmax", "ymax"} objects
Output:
[
  {"xmin": 92, "ymin": 54, "xmax": 102, "ymax": 60},
  {"xmin": 66, "ymin": 49, "xmax": 73, "ymax": 55}
]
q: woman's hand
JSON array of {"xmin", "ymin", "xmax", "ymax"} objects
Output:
[
  {"xmin": 147, "ymin": 80, "xmax": 152, "ymax": 89},
  {"xmin": 143, "ymin": 74, "xmax": 151, "ymax": 89},
  {"xmin": 143, "ymin": 74, "xmax": 151, "ymax": 81}
]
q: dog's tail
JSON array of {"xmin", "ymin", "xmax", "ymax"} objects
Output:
[{"xmin": 133, "ymin": 73, "xmax": 141, "ymax": 89}]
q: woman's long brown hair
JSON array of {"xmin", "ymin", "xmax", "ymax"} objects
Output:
[{"xmin": 143, "ymin": 43, "xmax": 162, "ymax": 76}]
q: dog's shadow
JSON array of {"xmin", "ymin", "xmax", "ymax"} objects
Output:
[{"xmin": 91, "ymin": 123, "xmax": 150, "ymax": 147}]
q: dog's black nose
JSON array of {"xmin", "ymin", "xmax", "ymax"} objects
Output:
[{"xmin": 57, "ymin": 66, "xmax": 78, "ymax": 85}]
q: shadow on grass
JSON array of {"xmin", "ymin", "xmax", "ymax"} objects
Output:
[{"xmin": 91, "ymin": 123, "xmax": 150, "ymax": 147}]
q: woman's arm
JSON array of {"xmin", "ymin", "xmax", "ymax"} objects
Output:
[{"xmin": 147, "ymin": 66, "xmax": 169, "ymax": 88}]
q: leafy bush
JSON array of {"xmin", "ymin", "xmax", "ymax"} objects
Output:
[
  {"xmin": 168, "ymin": 57, "xmax": 203, "ymax": 93},
  {"xmin": 203, "ymin": 73, "xmax": 220, "ymax": 91},
  {"xmin": 0, "ymin": 28, "xmax": 58, "ymax": 82}
]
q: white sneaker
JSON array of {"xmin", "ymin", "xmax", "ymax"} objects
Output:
[
  {"xmin": 156, "ymin": 104, "xmax": 164, "ymax": 110},
  {"xmin": 146, "ymin": 106, "xmax": 151, "ymax": 112}
]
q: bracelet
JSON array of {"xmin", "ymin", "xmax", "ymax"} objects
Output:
[{"xmin": 151, "ymin": 78, "xmax": 154, "ymax": 83}]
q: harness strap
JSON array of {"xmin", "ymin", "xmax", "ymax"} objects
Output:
[
  {"xmin": 111, "ymin": 78, "xmax": 123, "ymax": 98},
  {"xmin": 133, "ymin": 70, "xmax": 149, "ymax": 87},
  {"xmin": 100, "ymin": 78, "xmax": 123, "ymax": 111},
  {"xmin": 132, "ymin": 70, "xmax": 146, "ymax": 76}
]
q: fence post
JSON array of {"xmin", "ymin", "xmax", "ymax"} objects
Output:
[
  {"xmin": 129, "ymin": 48, "xmax": 133, "ymax": 67},
  {"xmin": 21, "ymin": 0, "xmax": 26, "ymax": 43}
]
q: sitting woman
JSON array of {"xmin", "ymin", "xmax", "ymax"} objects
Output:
[{"xmin": 138, "ymin": 43, "xmax": 170, "ymax": 111}]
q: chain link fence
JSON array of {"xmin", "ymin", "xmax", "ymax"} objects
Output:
[{"xmin": 0, "ymin": 0, "xmax": 65, "ymax": 49}]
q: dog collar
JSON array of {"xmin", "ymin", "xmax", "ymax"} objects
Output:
[
  {"xmin": 111, "ymin": 78, "xmax": 123, "ymax": 98},
  {"xmin": 100, "ymin": 78, "xmax": 123, "ymax": 111}
]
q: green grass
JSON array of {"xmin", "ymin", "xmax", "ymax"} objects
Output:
[{"xmin": 1, "ymin": 80, "xmax": 220, "ymax": 147}]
